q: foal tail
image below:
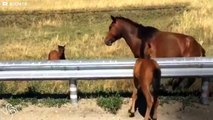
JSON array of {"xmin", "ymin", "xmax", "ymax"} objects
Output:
[{"xmin": 152, "ymin": 68, "xmax": 161, "ymax": 96}]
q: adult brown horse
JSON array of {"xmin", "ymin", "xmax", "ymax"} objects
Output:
[
  {"xmin": 104, "ymin": 16, "xmax": 205, "ymax": 89},
  {"xmin": 104, "ymin": 16, "xmax": 205, "ymax": 58},
  {"xmin": 130, "ymin": 57, "xmax": 161, "ymax": 120}
]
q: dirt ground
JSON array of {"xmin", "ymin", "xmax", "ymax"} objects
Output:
[{"xmin": 0, "ymin": 98, "xmax": 213, "ymax": 120}]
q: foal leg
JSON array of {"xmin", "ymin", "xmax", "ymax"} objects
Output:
[
  {"xmin": 129, "ymin": 77, "xmax": 138, "ymax": 117},
  {"xmin": 172, "ymin": 78, "xmax": 183, "ymax": 90},
  {"xmin": 152, "ymin": 96, "xmax": 159, "ymax": 120},
  {"xmin": 142, "ymin": 85, "xmax": 153, "ymax": 120},
  {"xmin": 128, "ymin": 87, "xmax": 138, "ymax": 117}
]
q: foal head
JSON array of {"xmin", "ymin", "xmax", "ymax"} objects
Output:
[
  {"xmin": 58, "ymin": 45, "xmax": 65, "ymax": 59},
  {"xmin": 144, "ymin": 43, "xmax": 152, "ymax": 59},
  {"xmin": 58, "ymin": 45, "xmax": 65, "ymax": 53},
  {"xmin": 48, "ymin": 45, "xmax": 66, "ymax": 60}
]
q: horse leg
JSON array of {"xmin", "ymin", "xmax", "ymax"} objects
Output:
[
  {"xmin": 142, "ymin": 85, "xmax": 153, "ymax": 120},
  {"xmin": 151, "ymin": 96, "xmax": 159, "ymax": 120},
  {"xmin": 128, "ymin": 87, "xmax": 138, "ymax": 117},
  {"xmin": 172, "ymin": 78, "xmax": 183, "ymax": 90},
  {"xmin": 128, "ymin": 77, "xmax": 138, "ymax": 117},
  {"xmin": 173, "ymin": 78, "xmax": 195, "ymax": 90},
  {"xmin": 152, "ymin": 71, "xmax": 161, "ymax": 120},
  {"xmin": 185, "ymin": 77, "xmax": 196, "ymax": 89}
]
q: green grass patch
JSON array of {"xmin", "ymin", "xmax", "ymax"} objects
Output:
[
  {"xmin": 4, "ymin": 97, "xmax": 69, "ymax": 110},
  {"xmin": 97, "ymin": 94, "xmax": 123, "ymax": 114},
  {"xmin": 39, "ymin": 98, "xmax": 69, "ymax": 107}
]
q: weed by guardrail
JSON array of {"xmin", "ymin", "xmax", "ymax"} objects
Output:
[
  {"xmin": 5, "ymin": 98, "xmax": 69, "ymax": 108},
  {"xmin": 97, "ymin": 94, "xmax": 123, "ymax": 114}
]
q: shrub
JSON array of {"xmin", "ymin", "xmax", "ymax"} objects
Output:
[{"xmin": 97, "ymin": 94, "xmax": 123, "ymax": 114}]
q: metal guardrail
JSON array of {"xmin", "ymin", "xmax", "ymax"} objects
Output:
[{"xmin": 0, "ymin": 57, "xmax": 212, "ymax": 104}]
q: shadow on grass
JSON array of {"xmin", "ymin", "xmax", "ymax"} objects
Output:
[
  {"xmin": 0, "ymin": 89, "xmax": 202, "ymax": 113},
  {"xmin": 0, "ymin": 89, "xmax": 201, "ymax": 99}
]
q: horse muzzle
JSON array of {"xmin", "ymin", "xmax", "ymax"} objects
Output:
[{"xmin": 104, "ymin": 38, "xmax": 114, "ymax": 46}]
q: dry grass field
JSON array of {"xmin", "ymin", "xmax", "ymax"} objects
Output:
[{"xmin": 1, "ymin": 0, "xmax": 195, "ymax": 11}]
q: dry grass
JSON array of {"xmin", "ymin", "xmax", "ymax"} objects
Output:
[
  {"xmin": 0, "ymin": 33, "xmax": 132, "ymax": 60},
  {"xmin": 170, "ymin": 0, "xmax": 213, "ymax": 49},
  {"xmin": 78, "ymin": 80, "xmax": 132, "ymax": 93},
  {"xmin": 1, "ymin": 0, "xmax": 193, "ymax": 11}
]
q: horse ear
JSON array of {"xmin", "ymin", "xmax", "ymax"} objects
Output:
[
  {"xmin": 147, "ymin": 44, "xmax": 152, "ymax": 55},
  {"xmin": 111, "ymin": 15, "xmax": 116, "ymax": 22}
]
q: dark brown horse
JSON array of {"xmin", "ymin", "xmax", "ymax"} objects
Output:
[
  {"xmin": 104, "ymin": 16, "xmax": 205, "ymax": 89},
  {"xmin": 104, "ymin": 16, "xmax": 205, "ymax": 58},
  {"xmin": 129, "ymin": 57, "xmax": 161, "ymax": 120},
  {"xmin": 48, "ymin": 45, "xmax": 66, "ymax": 60}
]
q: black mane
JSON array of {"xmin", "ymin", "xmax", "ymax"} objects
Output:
[
  {"xmin": 115, "ymin": 16, "xmax": 159, "ymax": 41},
  {"xmin": 114, "ymin": 16, "xmax": 140, "ymax": 27},
  {"xmin": 138, "ymin": 26, "xmax": 159, "ymax": 41}
]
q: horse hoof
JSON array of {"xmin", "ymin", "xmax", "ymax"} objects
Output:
[
  {"xmin": 148, "ymin": 118, "xmax": 157, "ymax": 120},
  {"xmin": 128, "ymin": 109, "xmax": 131, "ymax": 113},
  {"xmin": 129, "ymin": 112, "xmax": 135, "ymax": 117}
]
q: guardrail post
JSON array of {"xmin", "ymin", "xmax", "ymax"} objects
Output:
[
  {"xmin": 201, "ymin": 77, "xmax": 209, "ymax": 105},
  {"xmin": 69, "ymin": 79, "xmax": 77, "ymax": 104}
]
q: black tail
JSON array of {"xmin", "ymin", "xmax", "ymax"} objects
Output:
[{"xmin": 152, "ymin": 68, "xmax": 161, "ymax": 96}]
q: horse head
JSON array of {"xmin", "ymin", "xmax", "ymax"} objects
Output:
[
  {"xmin": 58, "ymin": 45, "xmax": 65, "ymax": 53},
  {"xmin": 104, "ymin": 16, "xmax": 123, "ymax": 46}
]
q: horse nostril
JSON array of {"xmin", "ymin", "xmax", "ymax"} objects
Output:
[{"xmin": 105, "ymin": 40, "xmax": 112, "ymax": 46}]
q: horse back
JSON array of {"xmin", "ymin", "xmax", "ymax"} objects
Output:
[
  {"xmin": 48, "ymin": 50, "xmax": 60, "ymax": 60},
  {"xmin": 134, "ymin": 59, "xmax": 160, "ymax": 84},
  {"xmin": 150, "ymin": 32, "xmax": 205, "ymax": 57},
  {"xmin": 186, "ymin": 36, "xmax": 205, "ymax": 57}
]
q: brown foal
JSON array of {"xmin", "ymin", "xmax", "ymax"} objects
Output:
[
  {"xmin": 129, "ymin": 44, "xmax": 161, "ymax": 120},
  {"xmin": 48, "ymin": 45, "xmax": 66, "ymax": 92},
  {"xmin": 48, "ymin": 45, "xmax": 66, "ymax": 60}
]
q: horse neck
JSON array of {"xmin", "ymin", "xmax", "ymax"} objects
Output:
[
  {"xmin": 58, "ymin": 51, "xmax": 65, "ymax": 59},
  {"xmin": 121, "ymin": 22, "xmax": 143, "ymax": 58}
]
